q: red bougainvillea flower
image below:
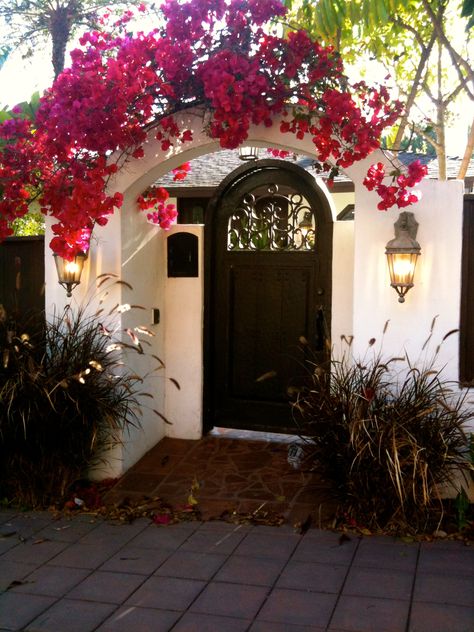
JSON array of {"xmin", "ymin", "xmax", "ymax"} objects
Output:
[
  {"xmin": 364, "ymin": 159, "xmax": 427, "ymax": 211},
  {"xmin": 0, "ymin": 0, "xmax": 424, "ymax": 258},
  {"xmin": 267, "ymin": 148, "xmax": 291, "ymax": 158},
  {"xmin": 138, "ymin": 185, "xmax": 178, "ymax": 229},
  {"xmin": 172, "ymin": 162, "xmax": 191, "ymax": 181}
]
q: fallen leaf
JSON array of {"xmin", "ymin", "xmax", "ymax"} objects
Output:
[
  {"xmin": 255, "ymin": 370, "xmax": 277, "ymax": 382},
  {"xmin": 0, "ymin": 531, "xmax": 17, "ymax": 539},
  {"xmin": 187, "ymin": 494, "xmax": 199, "ymax": 506},
  {"xmin": 359, "ymin": 528, "xmax": 372, "ymax": 536},
  {"xmin": 299, "ymin": 515, "xmax": 312, "ymax": 535},
  {"xmin": 433, "ymin": 530, "xmax": 447, "ymax": 539},
  {"xmin": 339, "ymin": 533, "xmax": 351, "ymax": 545},
  {"xmin": 152, "ymin": 513, "xmax": 172, "ymax": 526},
  {"xmin": 6, "ymin": 580, "xmax": 33, "ymax": 591}
]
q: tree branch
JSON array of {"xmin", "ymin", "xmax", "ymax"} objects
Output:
[
  {"xmin": 393, "ymin": 28, "xmax": 436, "ymax": 149},
  {"xmin": 412, "ymin": 122, "xmax": 443, "ymax": 153},
  {"xmin": 421, "ymin": 0, "xmax": 474, "ymax": 90},
  {"xmin": 444, "ymin": 80, "xmax": 468, "ymax": 107},
  {"xmin": 393, "ymin": 17, "xmax": 426, "ymax": 51},
  {"xmin": 457, "ymin": 116, "xmax": 474, "ymax": 180}
]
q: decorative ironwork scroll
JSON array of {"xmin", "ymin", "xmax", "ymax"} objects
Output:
[{"xmin": 227, "ymin": 184, "xmax": 316, "ymax": 251}]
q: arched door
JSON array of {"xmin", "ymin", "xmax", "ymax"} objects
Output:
[{"xmin": 205, "ymin": 161, "xmax": 333, "ymax": 433}]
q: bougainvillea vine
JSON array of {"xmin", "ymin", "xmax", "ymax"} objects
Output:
[
  {"xmin": 363, "ymin": 160, "xmax": 428, "ymax": 210},
  {"xmin": 0, "ymin": 0, "xmax": 426, "ymax": 259}
]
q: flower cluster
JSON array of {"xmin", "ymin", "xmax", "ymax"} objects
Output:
[
  {"xmin": 0, "ymin": 0, "xmax": 422, "ymax": 258},
  {"xmin": 172, "ymin": 162, "xmax": 191, "ymax": 181},
  {"xmin": 363, "ymin": 160, "xmax": 428, "ymax": 210},
  {"xmin": 0, "ymin": 116, "xmax": 49, "ymax": 242},
  {"xmin": 267, "ymin": 148, "xmax": 292, "ymax": 158},
  {"xmin": 137, "ymin": 186, "xmax": 178, "ymax": 229}
]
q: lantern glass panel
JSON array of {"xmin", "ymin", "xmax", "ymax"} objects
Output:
[{"xmin": 387, "ymin": 252, "xmax": 418, "ymax": 287}]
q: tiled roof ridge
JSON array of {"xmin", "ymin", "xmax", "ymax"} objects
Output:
[{"xmin": 155, "ymin": 149, "xmax": 474, "ymax": 189}]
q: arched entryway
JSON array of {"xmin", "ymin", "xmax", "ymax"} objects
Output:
[
  {"xmin": 204, "ymin": 160, "xmax": 333, "ymax": 433},
  {"xmin": 42, "ymin": 105, "xmax": 458, "ymax": 477}
]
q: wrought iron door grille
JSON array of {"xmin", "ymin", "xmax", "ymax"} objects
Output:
[{"xmin": 227, "ymin": 184, "xmax": 316, "ymax": 251}]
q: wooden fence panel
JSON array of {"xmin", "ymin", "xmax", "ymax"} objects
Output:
[
  {"xmin": 0, "ymin": 236, "xmax": 45, "ymax": 331},
  {"xmin": 460, "ymin": 195, "xmax": 474, "ymax": 384}
]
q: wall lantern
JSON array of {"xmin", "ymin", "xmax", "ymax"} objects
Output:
[
  {"xmin": 53, "ymin": 252, "xmax": 87, "ymax": 297},
  {"xmin": 385, "ymin": 211, "xmax": 421, "ymax": 303},
  {"xmin": 238, "ymin": 146, "xmax": 259, "ymax": 161},
  {"xmin": 296, "ymin": 211, "xmax": 315, "ymax": 250},
  {"xmin": 298, "ymin": 211, "xmax": 313, "ymax": 236}
]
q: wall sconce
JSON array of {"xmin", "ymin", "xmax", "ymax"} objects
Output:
[
  {"xmin": 298, "ymin": 211, "xmax": 313, "ymax": 235},
  {"xmin": 297, "ymin": 211, "xmax": 315, "ymax": 249},
  {"xmin": 385, "ymin": 211, "xmax": 421, "ymax": 303},
  {"xmin": 238, "ymin": 146, "xmax": 259, "ymax": 161},
  {"xmin": 53, "ymin": 252, "xmax": 87, "ymax": 297}
]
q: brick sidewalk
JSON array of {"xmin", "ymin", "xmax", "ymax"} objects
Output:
[{"xmin": 1, "ymin": 509, "xmax": 473, "ymax": 632}]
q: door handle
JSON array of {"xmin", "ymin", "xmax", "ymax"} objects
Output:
[{"xmin": 314, "ymin": 306, "xmax": 329, "ymax": 352}]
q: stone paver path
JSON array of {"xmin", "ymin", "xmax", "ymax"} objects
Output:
[
  {"xmin": 104, "ymin": 434, "xmax": 337, "ymax": 526},
  {"xmin": 1, "ymin": 509, "xmax": 473, "ymax": 632}
]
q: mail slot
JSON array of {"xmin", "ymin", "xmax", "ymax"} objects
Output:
[{"xmin": 167, "ymin": 232, "xmax": 198, "ymax": 277}]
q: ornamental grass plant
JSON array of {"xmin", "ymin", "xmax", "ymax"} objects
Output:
[
  {"xmin": 0, "ymin": 277, "xmax": 166, "ymax": 507},
  {"xmin": 292, "ymin": 334, "xmax": 474, "ymax": 534}
]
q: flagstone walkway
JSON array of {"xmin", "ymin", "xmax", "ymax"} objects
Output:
[{"xmin": 104, "ymin": 430, "xmax": 337, "ymax": 527}]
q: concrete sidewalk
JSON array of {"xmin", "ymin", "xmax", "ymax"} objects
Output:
[{"xmin": 0, "ymin": 509, "xmax": 473, "ymax": 632}]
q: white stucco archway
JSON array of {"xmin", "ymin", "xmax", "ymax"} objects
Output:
[{"xmin": 44, "ymin": 108, "xmax": 465, "ymax": 477}]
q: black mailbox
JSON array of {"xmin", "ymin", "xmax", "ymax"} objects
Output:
[{"xmin": 167, "ymin": 232, "xmax": 198, "ymax": 277}]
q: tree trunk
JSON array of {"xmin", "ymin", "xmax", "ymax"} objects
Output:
[
  {"xmin": 457, "ymin": 116, "xmax": 474, "ymax": 180},
  {"xmin": 50, "ymin": 4, "xmax": 77, "ymax": 78},
  {"xmin": 436, "ymin": 43, "xmax": 447, "ymax": 180},
  {"xmin": 436, "ymin": 108, "xmax": 447, "ymax": 180}
]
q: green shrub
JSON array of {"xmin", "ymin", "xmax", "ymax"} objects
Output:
[
  {"xmin": 12, "ymin": 211, "xmax": 45, "ymax": 236},
  {"xmin": 0, "ymin": 284, "xmax": 161, "ymax": 507},
  {"xmin": 292, "ymin": 340, "xmax": 474, "ymax": 532}
]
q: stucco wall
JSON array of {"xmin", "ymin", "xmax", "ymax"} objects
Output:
[
  {"xmin": 164, "ymin": 224, "xmax": 204, "ymax": 439},
  {"xmin": 43, "ymin": 109, "xmax": 468, "ymax": 475},
  {"xmin": 331, "ymin": 191, "xmax": 355, "ymax": 215},
  {"xmin": 332, "ymin": 220, "xmax": 355, "ymax": 357},
  {"xmin": 350, "ymin": 158, "xmax": 464, "ymax": 381}
]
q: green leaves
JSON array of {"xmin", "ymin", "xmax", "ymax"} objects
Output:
[
  {"xmin": 285, "ymin": 0, "xmax": 412, "ymax": 43},
  {"xmin": 0, "ymin": 106, "xmax": 12, "ymax": 124},
  {"xmin": 11, "ymin": 211, "xmax": 45, "ymax": 236},
  {"xmin": 0, "ymin": 0, "xmax": 148, "ymax": 76},
  {"xmin": 461, "ymin": 0, "xmax": 474, "ymax": 28},
  {"xmin": 0, "ymin": 44, "xmax": 9, "ymax": 70},
  {"xmin": 285, "ymin": 0, "xmax": 472, "ymax": 177},
  {"xmin": 0, "ymin": 92, "xmax": 41, "ymax": 123},
  {"xmin": 18, "ymin": 91, "xmax": 41, "ymax": 121}
]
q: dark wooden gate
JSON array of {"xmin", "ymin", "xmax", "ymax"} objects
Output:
[
  {"xmin": 205, "ymin": 161, "xmax": 333, "ymax": 433},
  {"xmin": 0, "ymin": 236, "xmax": 45, "ymax": 332},
  {"xmin": 460, "ymin": 194, "xmax": 474, "ymax": 384}
]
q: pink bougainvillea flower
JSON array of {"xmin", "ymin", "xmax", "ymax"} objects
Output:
[{"xmin": 0, "ymin": 0, "xmax": 422, "ymax": 258}]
